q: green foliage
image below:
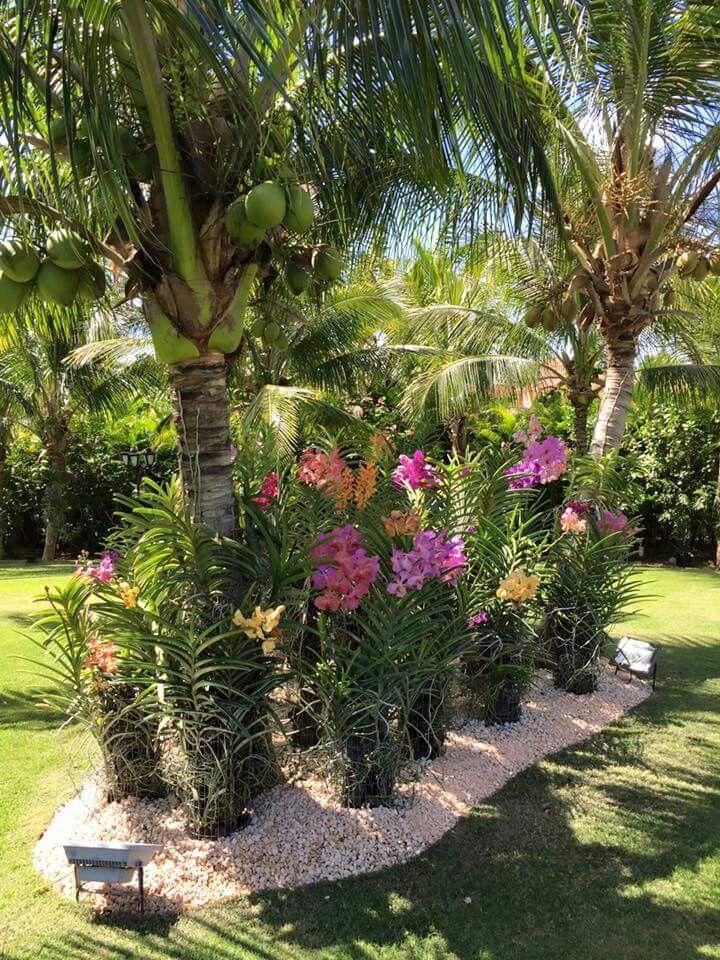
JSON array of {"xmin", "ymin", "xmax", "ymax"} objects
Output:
[
  {"xmin": 0, "ymin": 424, "xmax": 175, "ymax": 555},
  {"xmin": 624, "ymin": 402, "xmax": 720, "ymax": 560},
  {"xmin": 30, "ymin": 575, "xmax": 163, "ymax": 799},
  {"xmin": 544, "ymin": 522, "xmax": 641, "ymax": 694},
  {"xmin": 32, "ymin": 480, "xmax": 290, "ymax": 836}
]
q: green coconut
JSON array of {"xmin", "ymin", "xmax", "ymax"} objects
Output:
[
  {"xmin": 541, "ymin": 305, "xmax": 560, "ymax": 332},
  {"xmin": 74, "ymin": 139, "xmax": 94, "ymax": 178},
  {"xmin": 313, "ymin": 246, "xmax": 342, "ymax": 282},
  {"xmin": 49, "ymin": 116, "xmax": 70, "ymax": 147},
  {"xmin": 0, "ymin": 240, "xmax": 40, "ymax": 283},
  {"xmin": 225, "ymin": 198, "xmax": 266, "ymax": 248},
  {"xmin": 692, "ymin": 257, "xmax": 710, "ymax": 281},
  {"xmin": 709, "ymin": 254, "xmax": 720, "ymax": 276},
  {"xmin": 522, "ymin": 304, "xmax": 543, "ymax": 328},
  {"xmin": 76, "ymin": 261, "xmax": 106, "ymax": 302},
  {"xmin": 46, "ymin": 229, "xmax": 91, "ymax": 270},
  {"xmin": 560, "ymin": 297, "xmax": 576, "ymax": 320},
  {"xmin": 0, "ymin": 272, "xmax": 30, "ymax": 314},
  {"xmin": 250, "ymin": 316, "xmax": 266, "ymax": 338},
  {"xmin": 37, "ymin": 260, "xmax": 80, "ymax": 306},
  {"xmin": 127, "ymin": 149, "xmax": 153, "ymax": 182},
  {"xmin": 286, "ymin": 260, "xmax": 312, "ymax": 295},
  {"xmin": 283, "ymin": 187, "xmax": 314, "ymax": 233},
  {"xmin": 262, "ymin": 321, "xmax": 281, "ymax": 346},
  {"xmin": 274, "ymin": 331, "xmax": 289, "ymax": 351},
  {"xmin": 663, "ymin": 289, "xmax": 675, "ymax": 307},
  {"xmin": 676, "ymin": 250, "xmax": 699, "ymax": 277},
  {"xmin": 245, "ymin": 181, "xmax": 286, "ymax": 229}
]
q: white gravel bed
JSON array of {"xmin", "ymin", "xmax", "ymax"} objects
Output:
[{"xmin": 34, "ymin": 664, "xmax": 650, "ymax": 913}]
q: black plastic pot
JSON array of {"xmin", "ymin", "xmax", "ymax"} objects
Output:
[
  {"xmin": 342, "ymin": 717, "xmax": 394, "ymax": 807},
  {"xmin": 408, "ymin": 685, "xmax": 447, "ymax": 760},
  {"xmin": 485, "ymin": 684, "xmax": 522, "ymax": 725}
]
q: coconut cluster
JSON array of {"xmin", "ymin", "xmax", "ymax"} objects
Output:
[
  {"xmin": 676, "ymin": 250, "xmax": 720, "ymax": 282},
  {"xmin": 0, "ymin": 231, "xmax": 106, "ymax": 315},
  {"xmin": 522, "ymin": 297, "xmax": 575, "ymax": 331},
  {"xmin": 224, "ymin": 176, "xmax": 343, "ymax": 350},
  {"xmin": 49, "ymin": 113, "xmax": 153, "ymax": 184}
]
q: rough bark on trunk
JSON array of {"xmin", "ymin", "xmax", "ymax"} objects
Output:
[
  {"xmin": 590, "ymin": 334, "xmax": 637, "ymax": 457},
  {"xmin": 0, "ymin": 440, "xmax": 7, "ymax": 560},
  {"xmin": 715, "ymin": 440, "xmax": 720, "ymax": 569},
  {"xmin": 168, "ymin": 351, "xmax": 236, "ymax": 537},
  {"xmin": 42, "ymin": 438, "xmax": 68, "ymax": 562},
  {"xmin": 571, "ymin": 399, "xmax": 590, "ymax": 455}
]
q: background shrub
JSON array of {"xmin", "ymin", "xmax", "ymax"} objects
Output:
[{"xmin": 624, "ymin": 402, "xmax": 720, "ymax": 562}]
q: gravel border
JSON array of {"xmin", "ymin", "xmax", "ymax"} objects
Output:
[{"xmin": 34, "ymin": 665, "xmax": 650, "ymax": 913}]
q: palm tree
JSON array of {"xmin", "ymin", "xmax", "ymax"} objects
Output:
[
  {"xmin": 386, "ymin": 246, "xmax": 603, "ymax": 452},
  {"xmin": 493, "ymin": 0, "xmax": 720, "ymax": 455},
  {"xmin": 234, "ymin": 278, "xmax": 404, "ymax": 459},
  {"xmin": 0, "ymin": 309, "xmax": 148, "ymax": 560},
  {"xmin": 0, "ymin": 2, "xmax": 553, "ymax": 535},
  {"xmin": 0, "ymin": 393, "xmax": 15, "ymax": 560}
]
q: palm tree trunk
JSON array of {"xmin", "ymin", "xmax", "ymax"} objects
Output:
[
  {"xmin": 168, "ymin": 351, "xmax": 237, "ymax": 537},
  {"xmin": 570, "ymin": 399, "xmax": 590, "ymax": 455},
  {"xmin": 0, "ymin": 439, "xmax": 7, "ymax": 560},
  {"xmin": 42, "ymin": 439, "xmax": 68, "ymax": 562},
  {"xmin": 590, "ymin": 334, "xmax": 636, "ymax": 457},
  {"xmin": 714, "ymin": 436, "xmax": 720, "ymax": 569}
]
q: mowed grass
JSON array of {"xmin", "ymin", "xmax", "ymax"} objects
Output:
[{"xmin": 1, "ymin": 563, "xmax": 719, "ymax": 959}]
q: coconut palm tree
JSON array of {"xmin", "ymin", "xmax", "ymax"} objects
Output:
[
  {"xmin": 0, "ymin": 1, "xmax": 554, "ymax": 536},
  {"xmin": 0, "ymin": 393, "xmax": 15, "ymax": 559},
  {"xmin": 234, "ymin": 277, "xmax": 404, "ymax": 457},
  {"xmin": 489, "ymin": 0, "xmax": 720, "ymax": 455},
  {"xmin": 0, "ymin": 309, "xmax": 149, "ymax": 560},
  {"xmin": 385, "ymin": 245, "xmax": 603, "ymax": 452}
]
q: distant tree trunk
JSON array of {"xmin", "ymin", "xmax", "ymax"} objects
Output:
[
  {"xmin": 590, "ymin": 333, "xmax": 636, "ymax": 457},
  {"xmin": 167, "ymin": 351, "xmax": 237, "ymax": 537},
  {"xmin": 715, "ymin": 439, "xmax": 720, "ymax": 569},
  {"xmin": 449, "ymin": 415, "xmax": 467, "ymax": 456},
  {"xmin": 42, "ymin": 432, "xmax": 69, "ymax": 562},
  {"xmin": 570, "ymin": 397, "xmax": 590, "ymax": 455},
  {"xmin": 0, "ymin": 438, "xmax": 7, "ymax": 560}
]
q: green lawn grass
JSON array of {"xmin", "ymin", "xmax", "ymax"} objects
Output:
[{"xmin": 1, "ymin": 563, "xmax": 719, "ymax": 959}]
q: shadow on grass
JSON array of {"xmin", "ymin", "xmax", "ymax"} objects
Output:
[
  {"xmin": 0, "ymin": 686, "xmax": 67, "ymax": 729},
  {"xmin": 6, "ymin": 684, "xmax": 720, "ymax": 960}
]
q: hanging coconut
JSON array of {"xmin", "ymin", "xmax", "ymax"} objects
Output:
[
  {"xmin": 313, "ymin": 246, "xmax": 342, "ymax": 281},
  {"xmin": 692, "ymin": 257, "xmax": 710, "ymax": 282},
  {"xmin": 225, "ymin": 198, "xmax": 266, "ymax": 248},
  {"xmin": 663, "ymin": 289, "xmax": 675, "ymax": 307},
  {"xmin": 560, "ymin": 297, "xmax": 575, "ymax": 320},
  {"xmin": 73, "ymin": 139, "xmax": 94, "ymax": 178},
  {"xmin": 262, "ymin": 321, "xmax": 281, "ymax": 347},
  {"xmin": 676, "ymin": 250, "xmax": 699, "ymax": 277},
  {"xmin": 286, "ymin": 260, "xmax": 312, "ymax": 295},
  {"xmin": 46, "ymin": 229, "xmax": 91, "ymax": 270},
  {"xmin": 37, "ymin": 260, "xmax": 80, "ymax": 306},
  {"xmin": 0, "ymin": 272, "xmax": 30, "ymax": 313},
  {"xmin": 245, "ymin": 181, "xmax": 286, "ymax": 229},
  {"xmin": 274, "ymin": 331, "xmax": 289, "ymax": 351},
  {"xmin": 49, "ymin": 116, "xmax": 71, "ymax": 147},
  {"xmin": 709, "ymin": 254, "xmax": 720, "ymax": 276},
  {"xmin": 541, "ymin": 305, "xmax": 560, "ymax": 332},
  {"xmin": 283, "ymin": 187, "xmax": 315, "ymax": 233},
  {"xmin": 0, "ymin": 240, "xmax": 40, "ymax": 283},
  {"xmin": 249, "ymin": 316, "xmax": 266, "ymax": 338},
  {"xmin": 76, "ymin": 261, "xmax": 106, "ymax": 302},
  {"xmin": 522, "ymin": 304, "xmax": 543, "ymax": 328}
]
